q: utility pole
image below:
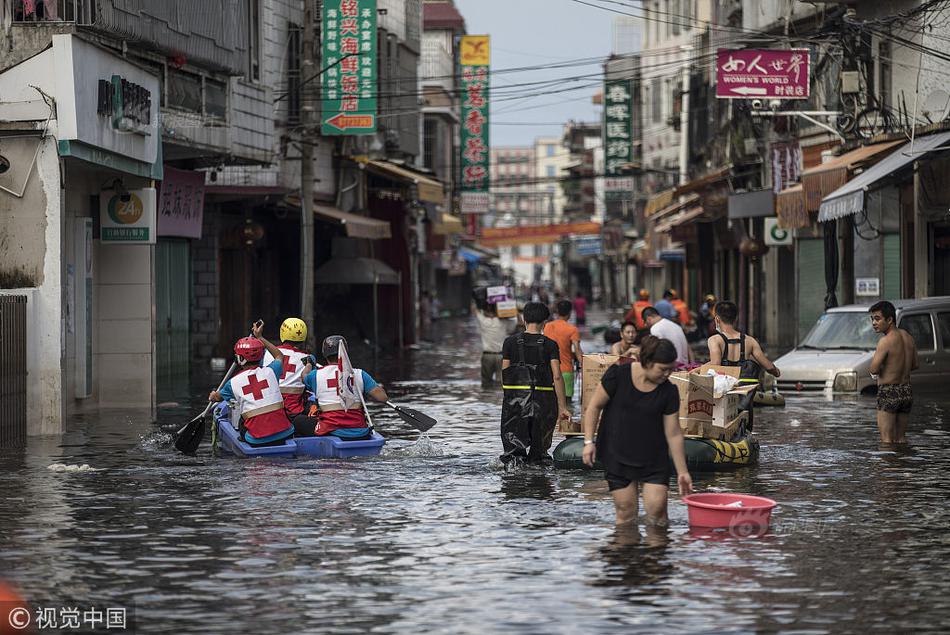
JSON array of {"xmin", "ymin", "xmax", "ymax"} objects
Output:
[
  {"xmin": 300, "ymin": 2, "xmax": 316, "ymax": 345},
  {"xmin": 678, "ymin": 45, "xmax": 691, "ymax": 186}
]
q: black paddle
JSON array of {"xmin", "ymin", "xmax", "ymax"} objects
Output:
[
  {"xmin": 174, "ymin": 361, "xmax": 236, "ymax": 454},
  {"xmin": 385, "ymin": 401, "xmax": 437, "ymax": 432}
]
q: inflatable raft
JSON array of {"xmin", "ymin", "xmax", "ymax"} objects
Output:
[
  {"xmin": 552, "ymin": 434, "xmax": 759, "ymax": 472},
  {"xmin": 753, "ymin": 390, "xmax": 786, "ymax": 407},
  {"xmin": 213, "ymin": 403, "xmax": 385, "ymax": 459}
]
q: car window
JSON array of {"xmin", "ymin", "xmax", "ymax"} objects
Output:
[
  {"xmin": 938, "ymin": 313, "xmax": 950, "ymax": 351},
  {"xmin": 899, "ymin": 313, "xmax": 935, "ymax": 352}
]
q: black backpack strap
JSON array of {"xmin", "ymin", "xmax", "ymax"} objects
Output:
[
  {"xmin": 516, "ymin": 334, "xmax": 526, "ymax": 366},
  {"xmin": 717, "ymin": 332, "xmax": 729, "ymax": 358},
  {"xmin": 739, "ymin": 333, "xmax": 747, "ymax": 362}
]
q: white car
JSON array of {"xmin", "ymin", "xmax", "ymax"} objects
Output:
[{"xmin": 774, "ymin": 297, "xmax": 950, "ymax": 394}]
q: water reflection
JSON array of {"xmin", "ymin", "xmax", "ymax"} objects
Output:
[{"xmin": 593, "ymin": 525, "xmax": 673, "ymax": 590}]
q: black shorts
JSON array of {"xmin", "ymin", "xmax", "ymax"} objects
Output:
[{"xmin": 605, "ymin": 467, "xmax": 671, "ymax": 491}]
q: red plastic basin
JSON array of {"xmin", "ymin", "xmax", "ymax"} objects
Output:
[{"xmin": 682, "ymin": 493, "xmax": 777, "ymax": 532}]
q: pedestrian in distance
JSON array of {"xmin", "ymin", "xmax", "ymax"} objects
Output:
[
  {"xmin": 868, "ymin": 300, "xmax": 918, "ymax": 444},
  {"xmin": 642, "ymin": 306, "xmax": 692, "ymax": 366},
  {"xmin": 573, "ymin": 290, "xmax": 588, "ymax": 326},
  {"xmin": 500, "ymin": 301, "xmax": 572, "ymax": 465},
  {"xmin": 609, "ymin": 321, "xmax": 639, "ymax": 360},
  {"xmin": 209, "ymin": 321, "xmax": 296, "ymax": 447},
  {"xmin": 669, "ymin": 289, "xmax": 691, "ymax": 327},
  {"xmin": 543, "ymin": 300, "xmax": 584, "ymax": 407},
  {"xmin": 654, "ymin": 290, "xmax": 679, "ymax": 323},
  {"xmin": 697, "ymin": 293, "xmax": 717, "ymax": 338},
  {"xmin": 472, "ymin": 287, "xmax": 518, "ymax": 388},
  {"xmin": 624, "ymin": 289, "xmax": 652, "ymax": 331},
  {"xmin": 582, "ymin": 336, "xmax": 693, "ymax": 527},
  {"xmin": 261, "ymin": 317, "xmax": 319, "ymax": 419}
]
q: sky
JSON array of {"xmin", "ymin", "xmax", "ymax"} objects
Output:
[{"xmin": 453, "ymin": 0, "xmax": 621, "ymax": 147}]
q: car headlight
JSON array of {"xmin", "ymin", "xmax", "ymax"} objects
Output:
[{"xmin": 833, "ymin": 371, "xmax": 857, "ymax": 392}]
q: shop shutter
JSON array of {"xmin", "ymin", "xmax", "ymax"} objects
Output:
[
  {"xmin": 797, "ymin": 238, "xmax": 826, "ymax": 341},
  {"xmin": 882, "ymin": 233, "xmax": 901, "ymax": 300},
  {"xmin": 156, "ymin": 240, "xmax": 192, "ymax": 398}
]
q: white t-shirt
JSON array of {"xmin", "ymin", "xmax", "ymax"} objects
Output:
[
  {"xmin": 475, "ymin": 312, "xmax": 515, "ymax": 353},
  {"xmin": 650, "ymin": 318, "xmax": 689, "ymax": 365}
]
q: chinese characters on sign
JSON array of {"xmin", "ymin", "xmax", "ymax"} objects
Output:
[
  {"xmin": 99, "ymin": 187, "xmax": 157, "ymax": 244},
  {"xmin": 603, "ymin": 79, "xmax": 634, "ymax": 200},
  {"xmin": 157, "ymin": 166, "xmax": 205, "ymax": 239},
  {"xmin": 321, "ymin": 0, "xmax": 378, "ymax": 135},
  {"xmin": 716, "ymin": 48, "xmax": 810, "ymax": 99},
  {"xmin": 459, "ymin": 35, "xmax": 490, "ymax": 215}
]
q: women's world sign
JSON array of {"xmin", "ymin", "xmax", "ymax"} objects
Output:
[{"xmin": 716, "ymin": 49, "xmax": 810, "ymax": 99}]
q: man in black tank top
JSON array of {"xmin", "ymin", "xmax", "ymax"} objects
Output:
[{"xmin": 706, "ymin": 301, "xmax": 781, "ymax": 378}]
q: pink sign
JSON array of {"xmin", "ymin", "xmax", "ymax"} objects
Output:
[
  {"xmin": 157, "ymin": 166, "xmax": 205, "ymax": 239},
  {"xmin": 716, "ymin": 49, "xmax": 810, "ymax": 99}
]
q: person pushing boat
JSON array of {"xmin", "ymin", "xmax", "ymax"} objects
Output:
[
  {"xmin": 261, "ymin": 317, "xmax": 319, "ymax": 418},
  {"xmin": 208, "ymin": 321, "xmax": 296, "ymax": 447},
  {"xmin": 296, "ymin": 336, "xmax": 390, "ymax": 440}
]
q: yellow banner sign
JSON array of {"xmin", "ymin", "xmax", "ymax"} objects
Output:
[{"xmin": 460, "ymin": 35, "xmax": 490, "ymax": 66}]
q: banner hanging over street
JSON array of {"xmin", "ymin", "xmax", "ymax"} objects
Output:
[
  {"xmin": 716, "ymin": 48, "xmax": 810, "ymax": 100},
  {"xmin": 459, "ymin": 35, "xmax": 490, "ymax": 214},
  {"xmin": 321, "ymin": 0, "xmax": 378, "ymax": 135},
  {"xmin": 479, "ymin": 221, "xmax": 601, "ymax": 247}
]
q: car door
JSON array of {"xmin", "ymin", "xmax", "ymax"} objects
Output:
[
  {"xmin": 936, "ymin": 311, "xmax": 950, "ymax": 378},
  {"xmin": 898, "ymin": 312, "xmax": 939, "ymax": 383}
]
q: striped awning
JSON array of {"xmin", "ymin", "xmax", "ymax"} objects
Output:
[{"xmin": 775, "ymin": 184, "xmax": 809, "ymax": 229}]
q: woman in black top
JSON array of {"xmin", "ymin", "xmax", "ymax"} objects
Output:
[{"xmin": 581, "ymin": 336, "xmax": 692, "ymax": 526}]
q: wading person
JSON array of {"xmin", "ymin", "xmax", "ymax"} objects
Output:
[
  {"xmin": 642, "ymin": 307, "xmax": 692, "ymax": 366},
  {"xmin": 581, "ymin": 336, "xmax": 693, "ymax": 526},
  {"xmin": 706, "ymin": 301, "xmax": 780, "ymax": 381},
  {"xmin": 624, "ymin": 289, "xmax": 652, "ymax": 332},
  {"xmin": 609, "ymin": 321, "xmax": 639, "ymax": 359},
  {"xmin": 473, "ymin": 288, "xmax": 517, "ymax": 388},
  {"xmin": 654, "ymin": 290, "xmax": 678, "ymax": 323},
  {"xmin": 869, "ymin": 301, "xmax": 918, "ymax": 444},
  {"xmin": 544, "ymin": 300, "xmax": 584, "ymax": 407},
  {"xmin": 209, "ymin": 321, "xmax": 295, "ymax": 446},
  {"xmin": 573, "ymin": 290, "xmax": 588, "ymax": 326},
  {"xmin": 500, "ymin": 301, "xmax": 571, "ymax": 464},
  {"xmin": 296, "ymin": 336, "xmax": 390, "ymax": 439},
  {"xmin": 261, "ymin": 317, "xmax": 318, "ymax": 418}
]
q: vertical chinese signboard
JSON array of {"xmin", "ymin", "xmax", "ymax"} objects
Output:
[
  {"xmin": 460, "ymin": 35, "xmax": 490, "ymax": 215},
  {"xmin": 603, "ymin": 79, "xmax": 633, "ymax": 200},
  {"xmin": 321, "ymin": 0, "xmax": 378, "ymax": 135}
]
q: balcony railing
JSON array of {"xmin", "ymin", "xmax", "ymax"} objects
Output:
[{"xmin": 12, "ymin": 0, "xmax": 95, "ymax": 24}]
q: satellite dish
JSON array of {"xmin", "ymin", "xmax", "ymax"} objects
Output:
[{"xmin": 922, "ymin": 90, "xmax": 950, "ymax": 122}]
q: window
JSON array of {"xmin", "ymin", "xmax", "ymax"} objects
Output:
[
  {"xmin": 546, "ymin": 165, "xmax": 556, "ymax": 177},
  {"xmin": 286, "ymin": 24, "xmax": 301, "ymax": 124},
  {"xmin": 937, "ymin": 313, "xmax": 950, "ymax": 351},
  {"xmin": 879, "ymin": 40, "xmax": 891, "ymax": 108},
  {"xmin": 672, "ymin": 0, "xmax": 680, "ymax": 36},
  {"xmin": 248, "ymin": 0, "xmax": 261, "ymax": 82},
  {"xmin": 652, "ymin": 78, "xmax": 662, "ymax": 123},
  {"xmin": 167, "ymin": 70, "xmax": 202, "ymax": 113},
  {"xmin": 423, "ymin": 118, "xmax": 437, "ymax": 171},
  {"xmin": 664, "ymin": 77, "xmax": 672, "ymax": 120},
  {"xmin": 547, "ymin": 144, "xmax": 555, "ymax": 157},
  {"xmin": 205, "ymin": 79, "xmax": 227, "ymax": 120},
  {"xmin": 899, "ymin": 314, "xmax": 936, "ymax": 351}
]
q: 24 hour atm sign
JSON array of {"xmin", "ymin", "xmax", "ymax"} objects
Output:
[{"xmin": 716, "ymin": 48, "xmax": 810, "ymax": 99}]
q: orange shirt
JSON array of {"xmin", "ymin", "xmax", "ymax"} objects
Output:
[
  {"xmin": 672, "ymin": 299, "xmax": 690, "ymax": 326},
  {"xmin": 543, "ymin": 319, "xmax": 580, "ymax": 372}
]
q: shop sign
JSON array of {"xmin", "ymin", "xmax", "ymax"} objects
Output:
[
  {"xmin": 97, "ymin": 75, "xmax": 152, "ymax": 136},
  {"xmin": 574, "ymin": 236, "xmax": 603, "ymax": 256},
  {"xmin": 855, "ymin": 277, "xmax": 881, "ymax": 297},
  {"xmin": 100, "ymin": 187, "xmax": 157, "ymax": 244},
  {"xmin": 157, "ymin": 167, "xmax": 205, "ymax": 239},
  {"xmin": 716, "ymin": 48, "xmax": 810, "ymax": 99},
  {"xmin": 460, "ymin": 35, "xmax": 490, "ymax": 214},
  {"xmin": 764, "ymin": 218, "xmax": 792, "ymax": 245},
  {"xmin": 603, "ymin": 80, "xmax": 633, "ymax": 176},
  {"xmin": 321, "ymin": 0, "xmax": 378, "ymax": 135}
]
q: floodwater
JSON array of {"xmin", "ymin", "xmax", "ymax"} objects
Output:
[{"xmin": 2, "ymin": 314, "xmax": 950, "ymax": 634}]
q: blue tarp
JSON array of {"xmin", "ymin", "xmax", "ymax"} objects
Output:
[{"xmin": 459, "ymin": 248, "xmax": 482, "ymax": 263}]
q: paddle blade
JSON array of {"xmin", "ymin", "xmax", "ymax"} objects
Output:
[
  {"xmin": 390, "ymin": 403, "xmax": 437, "ymax": 432},
  {"xmin": 174, "ymin": 416, "xmax": 207, "ymax": 454}
]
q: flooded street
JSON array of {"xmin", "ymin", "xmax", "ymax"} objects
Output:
[{"xmin": 2, "ymin": 314, "xmax": 950, "ymax": 634}]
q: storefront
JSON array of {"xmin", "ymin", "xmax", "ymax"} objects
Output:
[{"xmin": 0, "ymin": 34, "xmax": 162, "ymax": 432}]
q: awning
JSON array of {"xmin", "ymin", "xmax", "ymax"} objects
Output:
[
  {"xmin": 819, "ymin": 131, "xmax": 950, "ymax": 222},
  {"xmin": 284, "ymin": 195, "xmax": 392, "ymax": 239},
  {"xmin": 433, "ymin": 212, "xmax": 463, "ymax": 235},
  {"xmin": 654, "ymin": 206, "xmax": 705, "ymax": 234},
  {"xmin": 649, "ymin": 193, "xmax": 701, "ymax": 227},
  {"xmin": 362, "ymin": 160, "xmax": 445, "ymax": 203},
  {"xmin": 645, "ymin": 189, "xmax": 675, "ymax": 217},
  {"xmin": 801, "ymin": 140, "xmax": 902, "ymax": 213},
  {"xmin": 775, "ymin": 184, "xmax": 809, "ymax": 229},
  {"xmin": 314, "ymin": 256, "xmax": 400, "ymax": 285},
  {"xmin": 674, "ymin": 166, "xmax": 731, "ymax": 197}
]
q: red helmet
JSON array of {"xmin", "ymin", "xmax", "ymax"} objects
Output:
[{"xmin": 234, "ymin": 337, "xmax": 264, "ymax": 363}]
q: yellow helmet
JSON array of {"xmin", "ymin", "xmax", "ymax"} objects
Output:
[{"xmin": 279, "ymin": 318, "xmax": 308, "ymax": 343}]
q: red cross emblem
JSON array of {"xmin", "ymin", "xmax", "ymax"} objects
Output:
[
  {"xmin": 242, "ymin": 374, "xmax": 270, "ymax": 400},
  {"xmin": 326, "ymin": 373, "xmax": 338, "ymax": 390},
  {"xmin": 281, "ymin": 357, "xmax": 297, "ymax": 380}
]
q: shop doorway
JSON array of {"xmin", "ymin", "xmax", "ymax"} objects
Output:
[{"xmin": 156, "ymin": 239, "xmax": 191, "ymax": 400}]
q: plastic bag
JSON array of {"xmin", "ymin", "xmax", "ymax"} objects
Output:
[{"xmin": 705, "ymin": 370, "xmax": 739, "ymax": 394}]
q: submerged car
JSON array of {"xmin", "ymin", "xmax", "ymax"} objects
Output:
[{"xmin": 774, "ymin": 297, "xmax": 950, "ymax": 393}]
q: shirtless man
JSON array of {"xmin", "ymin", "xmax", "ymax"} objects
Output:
[
  {"xmin": 706, "ymin": 301, "xmax": 780, "ymax": 377},
  {"xmin": 868, "ymin": 300, "xmax": 918, "ymax": 444},
  {"xmin": 610, "ymin": 321, "xmax": 639, "ymax": 359}
]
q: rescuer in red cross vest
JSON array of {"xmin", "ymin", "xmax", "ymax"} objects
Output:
[
  {"xmin": 208, "ymin": 321, "xmax": 295, "ymax": 446},
  {"xmin": 295, "ymin": 335, "xmax": 389, "ymax": 439},
  {"xmin": 261, "ymin": 317, "xmax": 319, "ymax": 418}
]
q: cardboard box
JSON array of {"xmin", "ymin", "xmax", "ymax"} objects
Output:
[
  {"xmin": 495, "ymin": 299, "xmax": 518, "ymax": 318},
  {"xmin": 682, "ymin": 410, "xmax": 748, "ymax": 440},
  {"xmin": 697, "ymin": 363, "xmax": 740, "ymax": 379},
  {"xmin": 581, "ymin": 353, "xmax": 620, "ymax": 413},
  {"xmin": 670, "ymin": 371, "xmax": 715, "ymax": 422},
  {"xmin": 558, "ymin": 418, "xmax": 583, "ymax": 436}
]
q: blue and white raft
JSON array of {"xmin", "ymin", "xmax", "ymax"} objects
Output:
[{"xmin": 213, "ymin": 403, "xmax": 385, "ymax": 459}]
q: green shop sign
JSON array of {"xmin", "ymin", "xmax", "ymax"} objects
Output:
[{"xmin": 321, "ymin": 0, "xmax": 378, "ymax": 135}]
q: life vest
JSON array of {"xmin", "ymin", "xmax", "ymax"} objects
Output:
[
  {"xmin": 230, "ymin": 366, "xmax": 292, "ymax": 439},
  {"xmin": 312, "ymin": 364, "xmax": 367, "ymax": 433},
  {"xmin": 263, "ymin": 345, "xmax": 314, "ymax": 416},
  {"xmin": 672, "ymin": 299, "xmax": 690, "ymax": 325},
  {"xmin": 626, "ymin": 300, "xmax": 651, "ymax": 330}
]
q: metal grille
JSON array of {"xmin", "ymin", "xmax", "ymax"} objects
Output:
[{"xmin": 0, "ymin": 295, "xmax": 27, "ymax": 447}]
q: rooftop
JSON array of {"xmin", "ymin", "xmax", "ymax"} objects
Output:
[{"xmin": 423, "ymin": 1, "xmax": 466, "ymax": 30}]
